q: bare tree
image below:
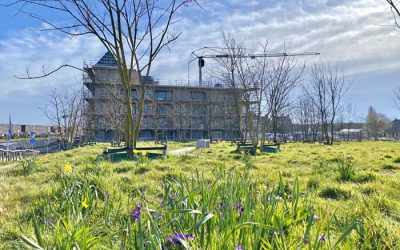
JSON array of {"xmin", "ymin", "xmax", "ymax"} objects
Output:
[
  {"xmin": 307, "ymin": 63, "xmax": 348, "ymax": 145},
  {"xmin": 295, "ymin": 93, "xmax": 319, "ymax": 142},
  {"xmin": 265, "ymin": 56, "xmax": 304, "ymax": 143},
  {"xmin": 211, "ymin": 33, "xmax": 251, "ymax": 143},
  {"xmin": 103, "ymin": 84, "xmax": 126, "ymax": 144},
  {"xmin": 8, "ymin": 0, "xmax": 195, "ymax": 150},
  {"xmin": 41, "ymin": 87, "xmax": 83, "ymax": 146},
  {"xmin": 387, "ymin": 0, "xmax": 400, "ymax": 29}
]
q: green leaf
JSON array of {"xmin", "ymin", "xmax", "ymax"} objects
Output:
[
  {"xmin": 168, "ymin": 209, "xmax": 202, "ymax": 214},
  {"xmin": 188, "ymin": 213, "xmax": 214, "ymax": 232},
  {"xmin": 20, "ymin": 236, "xmax": 44, "ymax": 250}
]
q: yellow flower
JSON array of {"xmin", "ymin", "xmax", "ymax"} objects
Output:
[
  {"xmin": 64, "ymin": 164, "xmax": 72, "ymax": 173},
  {"xmin": 133, "ymin": 149, "xmax": 139, "ymax": 154},
  {"xmin": 142, "ymin": 151, "xmax": 147, "ymax": 156},
  {"xmin": 258, "ymin": 183, "xmax": 267, "ymax": 191},
  {"xmin": 256, "ymin": 148, "xmax": 261, "ymax": 154},
  {"xmin": 82, "ymin": 198, "xmax": 89, "ymax": 209}
]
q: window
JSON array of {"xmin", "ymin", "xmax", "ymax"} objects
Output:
[
  {"xmin": 131, "ymin": 89, "xmax": 138, "ymax": 100},
  {"xmin": 154, "ymin": 90, "xmax": 173, "ymax": 101},
  {"xmin": 144, "ymin": 103, "xmax": 153, "ymax": 114},
  {"xmin": 156, "ymin": 104, "xmax": 173, "ymax": 115},
  {"xmin": 192, "ymin": 105, "xmax": 206, "ymax": 115},
  {"xmin": 191, "ymin": 91, "xmax": 206, "ymax": 101}
]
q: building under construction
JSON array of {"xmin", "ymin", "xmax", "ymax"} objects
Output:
[{"xmin": 83, "ymin": 52, "xmax": 247, "ymax": 141}]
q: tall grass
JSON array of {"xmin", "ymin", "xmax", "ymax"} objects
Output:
[
  {"xmin": 20, "ymin": 164, "xmax": 375, "ymax": 249},
  {"xmin": 337, "ymin": 157, "xmax": 356, "ymax": 182}
]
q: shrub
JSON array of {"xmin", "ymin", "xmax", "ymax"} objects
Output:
[{"xmin": 337, "ymin": 157, "xmax": 356, "ymax": 182}]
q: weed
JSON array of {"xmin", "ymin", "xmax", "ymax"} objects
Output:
[
  {"xmin": 337, "ymin": 157, "xmax": 356, "ymax": 182},
  {"xmin": 20, "ymin": 158, "xmax": 40, "ymax": 176}
]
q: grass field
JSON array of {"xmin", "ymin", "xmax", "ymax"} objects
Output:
[{"xmin": 0, "ymin": 141, "xmax": 399, "ymax": 249}]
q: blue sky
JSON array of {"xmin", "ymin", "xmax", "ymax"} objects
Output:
[{"xmin": 0, "ymin": 0, "xmax": 399, "ymax": 125}]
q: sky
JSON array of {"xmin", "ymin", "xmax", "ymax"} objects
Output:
[{"xmin": 0, "ymin": 0, "xmax": 399, "ymax": 125}]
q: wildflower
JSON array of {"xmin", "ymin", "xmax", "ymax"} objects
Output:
[
  {"xmin": 312, "ymin": 214, "xmax": 319, "ymax": 221},
  {"xmin": 142, "ymin": 151, "xmax": 148, "ymax": 156},
  {"xmin": 132, "ymin": 210, "xmax": 140, "ymax": 221},
  {"xmin": 274, "ymin": 195, "xmax": 282, "ymax": 200},
  {"xmin": 236, "ymin": 245, "xmax": 244, "ymax": 250},
  {"xmin": 167, "ymin": 232, "xmax": 195, "ymax": 245},
  {"xmin": 318, "ymin": 234, "xmax": 326, "ymax": 243},
  {"xmin": 234, "ymin": 203, "xmax": 244, "ymax": 215},
  {"xmin": 256, "ymin": 148, "xmax": 261, "ymax": 154},
  {"xmin": 240, "ymin": 151, "xmax": 245, "ymax": 155},
  {"xmin": 258, "ymin": 183, "xmax": 267, "ymax": 191},
  {"xmin": 64, "ymin": 164, "xmax": 72, "ymax": 173},
  {"xmin": 82, "ymin": 198, "xmax": 89, "ymax": 209},
  {"xmin": 133, "ymin": 149, "xmax": 139, "ymax": 154},
  {"xmin": 131, "ymin": 203, "xmax": 142, "ymax": 222},
  {"xmin": 159, "ymin": 201, "xmax": 164, "ymax": 207},
  {"xmin": 169, "ymin": 193, "xmax": 175, "ymax": 200},
  {"xmin": 45, "ymin": 219, "xmax": 54, "ymax": 226}
]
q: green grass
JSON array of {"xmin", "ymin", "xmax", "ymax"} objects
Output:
[{"xmin": 0, "ymin": 141, "xmax": 400, "ymax": 249}]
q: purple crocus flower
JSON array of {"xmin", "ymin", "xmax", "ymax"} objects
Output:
[
  {"xmin": 167, "ymin": 232, "xmax": 195, "ymax": 245},
  {"xmin": 236, "ymin": 245, "xmax": 244, "ymax": 250},
  {"xmin": 132, "ymin": 210, "xmax": 140, "ymax": 221},
  {"xmin": 159, "ymin": 201, "xmax": 164, "ymax": 207},
  {"xmin": 169, "ymin": 193, "xmax": 175, "ymax": 200},
  {"xmin": 131, "ymin": 203, "xmax": 142, "ymax": 222},
  {"xmin": 45, "ymin": 219, "xmax": 54, "ymax": 226}
]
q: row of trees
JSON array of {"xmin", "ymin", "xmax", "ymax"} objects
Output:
[{"xmin": 209, "ymin": 34, "xmax": 349, "ymax": 146}]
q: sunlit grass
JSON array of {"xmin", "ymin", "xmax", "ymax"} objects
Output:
[{"xmin": 0, "ymin": 141, "xmax": 399, "ymax": 248}]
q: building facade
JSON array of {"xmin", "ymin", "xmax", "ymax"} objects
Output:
[{"xmin": 83, "ymin": 52, "xmax": 246, "ymax": 141}]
